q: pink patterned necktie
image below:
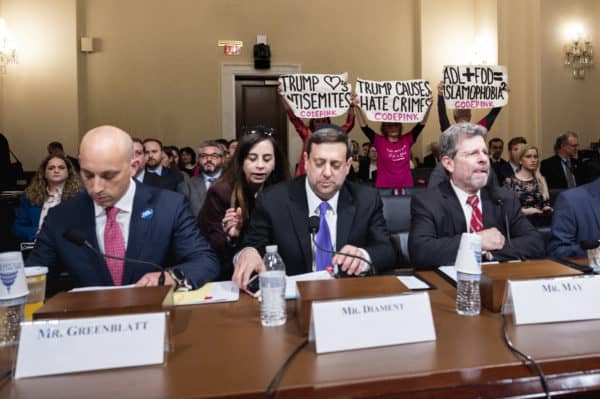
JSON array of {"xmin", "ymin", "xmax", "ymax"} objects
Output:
[{"xmin": 104, "ymin": 206, "xmax": 125, "ymax": 285}]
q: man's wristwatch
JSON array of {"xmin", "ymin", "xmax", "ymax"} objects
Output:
[{"xmin": 168, "ymin": 268, "xmax": 193, "ymax": 291}]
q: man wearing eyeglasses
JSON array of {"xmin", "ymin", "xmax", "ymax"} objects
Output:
[
  {"xmin": 541, "ymin": 131, "xmax": 581, "ymax": 189},
  {"xmin": 177, "ymin": 140, "xmax": 224, "ymax": 217}
]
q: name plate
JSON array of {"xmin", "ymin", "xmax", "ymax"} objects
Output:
[
  {"xmin": 504, "ymin": 275, "xmax": 600, "ymax": 325},
  {"xmin": 310, "ymin": 292, "xmax": 436, "ymax": 354},
  {"xmin": 15, "ymin": 312, "xmax": 167, "ymax": 379}
]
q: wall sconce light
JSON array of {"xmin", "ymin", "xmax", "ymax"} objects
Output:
[
  {"xmin": 0, "ymin": 18, "xmax": 17, "ymax": 74},
  {"xmin": 564, "ymin": 25, "xmax": 593, "ymax": 79}
]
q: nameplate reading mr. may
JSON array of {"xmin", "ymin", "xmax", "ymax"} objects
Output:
[
  {"xmin": 310, "ymin": 292, "xmax": 436, "ymax": 354},
  {"xmin": 15, "ymin": 312, "xmax": 167, "ymax": 379},
  {"xmin": 506, "ymin": 276, "xmax": 600, "ymax": 325}
]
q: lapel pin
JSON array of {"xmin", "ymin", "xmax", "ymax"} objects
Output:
[{"xmin": 141, "ymin": 208, "xmax": 154, "ymax": 220}]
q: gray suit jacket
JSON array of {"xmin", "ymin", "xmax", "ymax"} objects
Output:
[{"xmin": 177, "ymin": 175, "xmax": 208, "ymax": 217}]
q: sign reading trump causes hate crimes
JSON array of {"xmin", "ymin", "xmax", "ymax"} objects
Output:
[
  {"xmin": 356, "ymin": 78, "xmax": 432, "ymax": 123},
  {"xmin": 279, "ymin": 73, "xmax": 352, "ymax": 118},
  {"xmin": 443, "ymin": 65, "xmax": 509, "ymax": 109}
]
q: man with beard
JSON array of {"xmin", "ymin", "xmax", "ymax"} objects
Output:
[
  {"xmin": 178, "ymin": 140, "xmax": 224, "ymax": 217},
  {"xmin": 408, "ymin": 123, "xmax": 543, "ymax": 269},
  {"xmin": 142, "ymin": 138, "xmax": 183, "ymax": 191}
]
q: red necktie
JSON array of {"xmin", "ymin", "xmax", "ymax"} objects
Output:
[
  {"xmin": 467, "ymin": 195, "xmax": 483, "ymax": 233},
  {"xmin": 104, "ymin": 207, "xmax": 125, "ymax": 285}
]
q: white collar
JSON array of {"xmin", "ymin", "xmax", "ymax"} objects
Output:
[
  {"xmin": 305, "ymin": 177, "xmax": 339, "ymax": 215},
  {"xmin": 449, "ymin": 179, "xmax": 481, "ymax": 206},
  {"xmin": 94, "ymin": 178, "xmax": 137, "ymax": 217},
  {"xmin": 147, "ymin": 164, "xmax": 163, "ymax": 176}
]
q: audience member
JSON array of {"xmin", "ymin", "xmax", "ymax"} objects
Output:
[
  {"xmin": 228, "ymin": 139, "xmax": 239, "ymax": 159},
  {"xmin": 47, "ymin": 141, "xmax": 80, "ymax": 172},
  {"xmin": 177, "ymin": 140, "xmax": 224, "ymax": 217},
  {"xmin": 232, "ymin": 126, "xmax": 396, "ymax": 289},
  {"xmin": 197, "ymin": 130, "xmax": 289, "ymax": 280},
  {"xmin": 143, "ymin": 138, "xmax": 183, "ymax": 191},
  {"xmin": 495, "ymin": 136, "xmax": 527, "ymax": 182},
  {"xmin": 503, "ymin": 145, "xmax": 552, "ymax": 226},
  {"xmin": 354, "ymin": 95, "xmax": 432, "ymax": 191},
  {"xmin": 179, "ymin": 146, "xmax": 199, "ymax": 177},
  {"xmin": 489, "ymin": 137, "xmax": 509, "ymax": 182},
  {"xmin": 547, "ymin": 178, "xmax": 600, "ymax": 257},
  {"xmin": 132, "ymin": 138, "xmax": 147, "ymax": 183},
  {"xmin": 409, "ymin": 123, "xmax": 544, "ymax": 269},
  {"xmin": 12, "ymin": 154, "xmax": 81, "ymax": 242},
  {"xmin": 541, "ymin": 131, "xmax": 580, "ymax": 189},
  {"xmin": 361, "ymin": 142, "xmax": 371, "ymax": 157},
  {"xmin": 422, "ymin": 142, "xmax": 440, "ymax": 167},
  {"xmin": 279, "ymin": 84, "xmax": 355, "ymax": 176},
  {"xmin": 26, "ymin": 126, "xmax": 219, "ymax": 288},
  {"xmin": 358, "ymin": 146, "xmax": 377, "ymax": 183}
]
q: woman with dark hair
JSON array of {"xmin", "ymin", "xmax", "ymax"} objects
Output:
[
  {"xmin": 12, "ymin": 154, "xmax": 81, "ymax": 241},
  {"xmin": 179, "ymin": 146, "xmax": 199, "ymax": 176},
  {"xmin": 197, "ymin": 129, "xmax": 289, "ymax": 280}
]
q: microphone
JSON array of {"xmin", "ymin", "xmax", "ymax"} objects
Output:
[
  {"xmin": 308, "ymin": 216, "xmax": 375, "ymax": 276},
  {"xmin": 580, "ymin": 240, "xmax": 600, "ymax": 250},
  {"xmin": 489, "ymin": 188, "xmax": 511, "ymax": 243},
  {"xmin": 63, "ymin": 228, "xmax": 166, "ymax": 285}
]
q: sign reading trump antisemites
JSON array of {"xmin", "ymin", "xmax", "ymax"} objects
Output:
[
  {"xmin": 443, "ymin": 65, "xmax": 508, "ymax": 109},
  {"xmin": 355, "ymin": 78, "xmax": 432, "ymax": 123},
  {"xmin": 279, "ymin": 73, "xmax": 352, "ymax": 118}
]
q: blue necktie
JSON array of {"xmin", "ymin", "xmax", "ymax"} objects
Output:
[
  {"xmin": 315, "ymin": 202, "xmax": 333, "ymax": 271},
  {"xmin": 207, "ymin": 176, "xmax": 216, "ymax": 185}
]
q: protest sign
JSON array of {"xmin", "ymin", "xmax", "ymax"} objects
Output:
[
  {"xmin": 443, "ymin": 65, "xmax": 508, "ymax": 109},
  {"xmin": 279, "ymin": 73, "xmax": 352, "ymax": 118}
]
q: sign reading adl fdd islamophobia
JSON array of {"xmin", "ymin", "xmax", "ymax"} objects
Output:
[
  {"xmin": 443, "ymin": 65, "xmax": 509, "ymax": 109},
  {"xmin": 279, "ymin": 73, "xmax": 352, "ymax": 118},
  {"xmin": 356, "ymin": 78, "xmax": 432, "ymax": 123}
]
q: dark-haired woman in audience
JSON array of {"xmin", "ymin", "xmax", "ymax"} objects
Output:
[
  {"xmin": 12, "ymin": 154, "xmax": 81, "ymax": 242},
  {"xmin": 354, "ymin": 95, "xmax": 432, "ymax": 191},
  {"xmin": 197, "ymin": 130, "xmax": 289, "ymax": 280},
  {"xmin": 358, "ymin": 146, "xmax": 378, "ymax": 183},
  {"xmin": 278, "ymin": 84, "xmax": 355, "ymax": 176},
  {"xmin": 179, "ymin": 146, "xmax": 200, "ymax": 177},
  {"xmin": 503, "ymin": 144, "xmax": 553, "ymax": 226}
]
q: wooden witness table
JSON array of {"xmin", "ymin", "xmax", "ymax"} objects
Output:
[{"xmin": 2, "ymin": 269, "xmax": 600, "ymax": 398}]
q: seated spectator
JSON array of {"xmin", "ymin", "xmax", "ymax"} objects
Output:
[
  {"xmin": 232, "ymin": 126, "xmax": 396, "ymax": 289},
  {"xmin": 47, "ymin": 141, "xmax": 80, "ymax": 172},
  {"xmin": 358, "ymin": 146, "xmax": 378, "ymax": 183},
  {"xmin": 354, "ymin": 95, "xmax": 432, "ymax": 191},
  {"xmin": 422, "ymin": 142, "xmax": 440, "ymax": 167},
  {"xmin": 12, "ymin": 154, "xmax": 81, "ymax": 242},
  {"xmin": 409, "ymin": 123, "xmax": 544, "ymax": 269},
  {"xmin": 143, "ymin": 138, "xmax": 183, "ymax": 191},
  {"xmin": 541, "ymin": 131, "xmax": 581, "ymax": 189},
  {"xmin": 361, "ymin": 142, "xmax": 371, "ymax": 157},
  {"xmin": 495, "ymin": 136, "xmax": 527, "ymax": 183},
  {"xmin": 179, "ymin": 146, "xmax": 199, "ymax": 177},
  {"xmin": 548, "ymin": 178, "xmax": 600, "ymax": 257},
  {"xmin": 228, "ymin": 139, "xmax": 239, "ymax": 159},
  {"xmin": 197, "ymin": 129, "xmax": 289, "ymax": 280},
  {"xmin": 279, "ymin": 83, "xmax": 355, "ymax": 176},
  {"xmin": 503, "ymin": 145, "xmax": 553, "ymax": 226}
]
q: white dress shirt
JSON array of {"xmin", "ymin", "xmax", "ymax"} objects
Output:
[
  {"xmin": 135, "ymin": 168, "xmax": 145, "ymax": 183},
  {"xmin": 203, "ymin": 170, "xmax": 222, "ymax": 190},
  {"xmin": 94, "ymin": 178, "xmax": 136, "ymax": 254},
  {"xmin": 146, "ymin": 164, "xmax": 163, "ymax": 176}
]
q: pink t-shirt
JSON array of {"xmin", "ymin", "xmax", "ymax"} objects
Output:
[{"xmin": 373, "ymin": 133, "xmax": 414, "ymax": 189}]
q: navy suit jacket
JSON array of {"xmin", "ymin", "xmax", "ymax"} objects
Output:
[
  {"xmin": 409, "ymin": 181, "xmax": 544, "ymax": 269},
  {"xmin": 12, "ymin": 194, "xmax": 42, "ymax": 242},
  {"xmin": 143, "ymin": 167, "xmax": 183, "ymax": 191},
  {"xmin": 547, "ymin": 178, "xmax": 600, "ymax": 257},
  {"xmin": 242, "ymin": 176, "xmax": 397, "ymax": 275},
  {"xmin": 26, "ymin": 181, "xmax": 219, "ymax": 289}
]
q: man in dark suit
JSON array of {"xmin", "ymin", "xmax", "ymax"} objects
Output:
[
  {"xmin": 27, "ymin": 126, "xmax": 219, "ymax": 289},
  {"xmin": 142, "ymin": 138, "xmax": 183, "ymax": 191},
  {"xmin": 547, "ymin": 178, "xmax": 600, "ymax": 257},
  {"xmin": 232, "ymin": 126, "xmax": 396, "ymax": 289},
  {"xmin": 540, "ymin": 131, "xmax": 580, "ymax": 189},
  {"xmin": 177, "ymin": 140, "xmax": 224, "ymax": 217},
  {"xmin": 409, "ymin": 123, "xmax": 544, "ymax": 269},
  {"xmin": 421, "ymin": 142, "xmax": 440, "ymax": 167}
]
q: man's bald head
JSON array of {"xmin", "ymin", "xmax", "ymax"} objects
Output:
[
  {"xmin": 79, "ymin": 125, "xmax": 136, "ymax": 208},
  {"xmin": 80, "ymin": 125, "xmax": 133, "ymax": 163}
]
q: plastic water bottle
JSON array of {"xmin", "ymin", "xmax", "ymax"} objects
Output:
[
  {"xmin": 260, "ymin": 245, "xmax": 286, "ymax": 327},
  {"xmin": 456, "ymin": 272, "xmax": 481, "ymax": 316}
]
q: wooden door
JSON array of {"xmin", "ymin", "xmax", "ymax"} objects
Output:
[{"xmin": 235, "ymin": 77, "xmax": 288, "ymax": 160}]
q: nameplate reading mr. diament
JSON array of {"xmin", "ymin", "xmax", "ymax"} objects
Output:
[
  {"xmin": 505, "ymin": 275, "xmax": 600, "ymax": 325},
  {"xmin": 310, "ymin": 292, "xmax": 436, "ymax": 354},
  {"xmin": 15, "ymin": 312, "xmax": 167, "ymax": 379}
]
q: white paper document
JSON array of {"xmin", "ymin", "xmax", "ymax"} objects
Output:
[{"xmin": 285, "ymin": 271, "xmax": 333, "ymax": 299}]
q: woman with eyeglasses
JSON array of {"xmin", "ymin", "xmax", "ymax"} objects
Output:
[
  {"xmin": 197, "ymin": 129, "xmax": 289, "ymax": 280},
  {"xmin": 13, "ymin": 154, "xmax": 81, "ymax": 242},
  {"xmin": 278, "ymin": 84, "xmax": 355, "ymax": 176}
]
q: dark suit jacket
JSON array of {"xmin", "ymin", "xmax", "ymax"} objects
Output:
[
  {"xmin": 409, "ymin": 181, "xmax": 544, "ymax": 269},
  {"xmin": 547, "ymin": 178, "xmax": 600, "ymax": 257},
  {"xmin": 12, "ymin": 195, "xmax": 42, "ymax": 242},
  {"xmin": 421, "ymin": 153, "xmax": 439, "ymax": 168},
  {"xmin": 177, "ymin": 174, "xmax": 208, "ymax": 217},
  {"xmin": 242, "ymin": 176, "xmax": 397, "ymax": 275},
  {"xmin": 143, "ymin": 167, "xmax": 183, "ymax": 191},
  {"xmin": 492, "ymin": 159, "xmax": 513, "ymax": 184},
  {"xmin": 540, "ymin": 155, "xmax": 580, "ymax": 189},
  {"xmin": 26, "ymin": 181, "xmax": 219, "ymax": 289},
  {"xmin": 358, "ymin": 156, "xmax": 377, "ymax": 182}
]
